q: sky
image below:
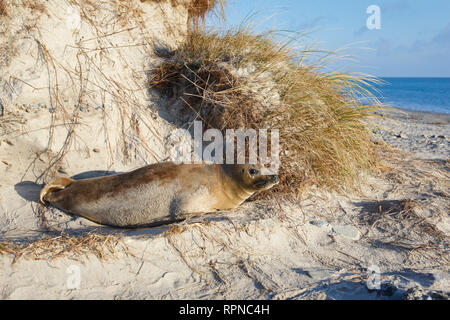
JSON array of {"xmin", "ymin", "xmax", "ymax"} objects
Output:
[{"xmin": 205, "ymin": 0, "xmax": 450, "ymax": 77}]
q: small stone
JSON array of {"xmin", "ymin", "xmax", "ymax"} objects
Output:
[
  {"xmin": 57, "ymin": 167, "xmax": 68, "ymax": 174},
  {"xmin": 93, "ymin": 148, "xmax": 100, "ymax": 153},
  {"xmin": 304, "ymin": 268, "xmax": 337, "ymax": 280},
  {"xmin": 309, "ymin": 220, "xmax": 329, "ymax": 228},
  {"xmin": 330, "ymin": 224, "xmax": 361, "ymax": 240}
]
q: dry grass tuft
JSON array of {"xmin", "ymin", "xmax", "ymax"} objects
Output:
[
  {"xmin": 22, "ymin": 0, "xmax": 46, "ymax": 13},
  {"xmin": 0, "ymin": 232, "xmax": 130, "ymax": 263},
  {"xmin": 148, "ymin": 27, "xmax": 382, "ymax": 196},
  {"xmin": 186, "ymin": 0, "xmax": 225, "ymax": 26},
  {"xmin": 0, "ymin": 110, "xmax": 25, "ymax": 137},
  {"xmin": 148, "ymin": 0, "xmax": 224, "ymax": 26},
  {"xmin": 0, "ymin": 0, "xmax": 7, "ymax": 16},
  {"xmin": 360, "ymin": 197, "xmax": 448, "ymax": 263},
  {"xmin": 0, "ymin": 0, "xmax": 46, "ymax": 16}
]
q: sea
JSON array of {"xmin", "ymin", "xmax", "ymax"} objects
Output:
[{"xmin": 371, "ymin": 78, "xmax": 450, "ymax": 114}]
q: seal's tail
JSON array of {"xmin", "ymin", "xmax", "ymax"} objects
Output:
[{"xmin": 40, "ymin": 177, "xmax": 74, "ymax": 204}]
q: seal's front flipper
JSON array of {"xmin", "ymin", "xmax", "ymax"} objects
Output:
[{"xmin": 39, "ymin": 177, "xmax": 74, "ymax": 204}]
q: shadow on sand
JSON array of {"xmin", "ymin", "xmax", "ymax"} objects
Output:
[{"xmin": 14, "ymin": 170, "xmax": 122, "ymax": 204}]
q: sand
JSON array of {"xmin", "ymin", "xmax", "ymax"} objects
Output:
[
  {"xmin": 371, "ymin": 107, "xmax": 450, "ymax": 160},
  {"xmin": 0, "ymin": 106, "xmax": 448, "ymax": 300}
]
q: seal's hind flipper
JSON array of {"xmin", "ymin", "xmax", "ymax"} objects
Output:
[{"xmin": 39, "ymin": 177, "xmax": 74, "ymax": 204}]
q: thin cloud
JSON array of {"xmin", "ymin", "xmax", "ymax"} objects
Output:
[
  {"xmin": 290, "ymin": 16, "xmax": 338, "ymax": 31},
  {"xmin": 354, "ymin": 26, "xmax": 369, "ymax": 37},
  {"xmin": 381, "ymin": 0, "xmax": 412, "ymax": 14},
  {"xmin": 408, "ymin": 22, "xmax": 450, "ymax": 51},
  {"xmin": 432, "ymin": 22, "xmax": 450, "ymax": 46},
  {"xmin": 373, "ymin": 22, "xmax": 450, "ymax": 56},
  {"xmin": 299, "ymin": 16, "xmax": 330, "ymax": 29},
  {"xmin": 375, "ymin": 37, "xmax": 393, "ymax": 56}
]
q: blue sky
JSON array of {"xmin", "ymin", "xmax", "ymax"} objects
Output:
[{"xmin": 206, "ymin": 0, "xmax": 450, "ymax": 77}]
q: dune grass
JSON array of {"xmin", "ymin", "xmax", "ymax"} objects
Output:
[
  {"xmin": 0, "ymin": 0, "xmax": 6, "ymax": 16},
  {"xmin": 0, "ymin": 233, "xmax": 129, "ymax": 263},
  {"xmin": 149, "ymin": 0, "xmax": 225, "ymax": 25},
  {"xmin": 148, "ymin": 26, "xmax": 383, "ymax": 196}
]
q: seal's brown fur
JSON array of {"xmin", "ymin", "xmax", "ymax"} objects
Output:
[{"xmin": 40, "ymin": 162, "xmax": 279, "ymax": 227}]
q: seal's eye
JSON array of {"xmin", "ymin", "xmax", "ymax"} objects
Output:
[{"xmin": 249, "ymin": 169, "xmax": 259, "ymax": 175}]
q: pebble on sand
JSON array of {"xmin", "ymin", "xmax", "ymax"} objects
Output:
[{"xmin": 329, "ymin": 224, "xmax": 361, "ymax": 241}]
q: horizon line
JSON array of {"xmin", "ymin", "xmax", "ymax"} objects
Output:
[{"xmin": 377, "ymin": 76, "xmax": 450, "ymax": 78}]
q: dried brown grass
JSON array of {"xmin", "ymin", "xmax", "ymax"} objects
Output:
[
  {"xmin": 361, "ymin": 198, "xmax": 449, "ymax": 263},
  {"xmin": 0, "ymin": 0, "xmax": 7, "ymax": 16},
  {"xmin": 0, "ymin": 232, "xmax": 130, "ymax": 263},
  {"xmin": 0, "ymin": 0, "xmax": 47, "ymax": 15},
  {"xmin": 22, "ymin": 0, "xmax": 46, "ymax": 13},
  {"xmin": 0, "ymin": 110, "xmax": 25, "ymax": 138},
  {"xmin": 148, "ymin": 0, "xmax": 224, "ymax": 25}
]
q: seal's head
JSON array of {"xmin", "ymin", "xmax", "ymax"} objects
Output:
[{"xmin": 224, "ymin": 163, "xmax": 280, "ymax": 192}]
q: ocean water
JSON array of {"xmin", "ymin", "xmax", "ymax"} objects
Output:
[{"xmin": 372, "ymin": 78, "xmax": 450, "ymax": 114}]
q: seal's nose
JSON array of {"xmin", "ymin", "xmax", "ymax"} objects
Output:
[{"xmin": 271, "ymin": 175, "xmax": 280, "ymax": 184}]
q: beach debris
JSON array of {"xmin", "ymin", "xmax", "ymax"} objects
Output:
[
  {"xmin": 93, "ymin": 148, "xmax": 100, "ymax": 153},
  {"xmin": 303, "ymin": 268, "xmax": 337, "ymax": 280},
  {"xmin": 57, "ymin": 167, "xmax": 68, "ymax": 174},
  {"xmin": 402, "ymin": 287, "xmax": 449, "ymax": 300},
  {"xmin": 379, "ymin": 282, "xmax": 397, "ymax": 296},
  {"xmin": 329, "ymin": 224, "xmax": 361, "ymax": 241},
  {"xmin": 365, "ymin": 281, "xmax": 399, "ymax": 297},
  {"xmin": 309, "ymin": 220, "xmax": 329, "ymax": 228}
]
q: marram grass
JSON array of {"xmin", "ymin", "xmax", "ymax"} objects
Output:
[
  {"xmin": 149, "ymin": 26, "xmax": 383, "ymax": 197},
  {"xmin": 149, "ymin": 0, "xmax": 225, "ymax": 25}
]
